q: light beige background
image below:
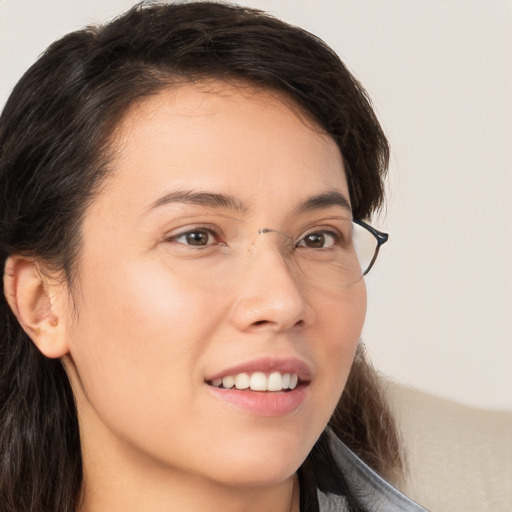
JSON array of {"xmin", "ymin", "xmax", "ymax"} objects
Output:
[{"xmin": 1, "ymin": 0, "xmax": 511, "ymax": 411}]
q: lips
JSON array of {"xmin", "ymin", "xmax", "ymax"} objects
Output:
[
  {"xmin": 206, "ymin": 361, "xmax": 310, "ymax": 416},
  {"xmin": 205, "ymin": 356, "xmax": 312, "ymax": 388},
  {"xmin": 204, "ymin": 357, "xmax": 312, "ymax": 414}
]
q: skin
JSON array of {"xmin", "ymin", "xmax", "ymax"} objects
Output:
[{"xmin": 6, "ymin": 82, "xmax": 367, "ymax": 511}]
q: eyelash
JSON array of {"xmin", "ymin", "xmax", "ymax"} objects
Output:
[
  {"xmin": 295, "ymin": 229, "xmax": 340, "ymax": 249},
  {"xmin": 165, "ymin": 226, "xmax": 224, "ymax": 247}
]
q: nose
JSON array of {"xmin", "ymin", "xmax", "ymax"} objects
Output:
[{"xmin": 228, "ymin": 232, "xmax": 314, "ymax": 333}]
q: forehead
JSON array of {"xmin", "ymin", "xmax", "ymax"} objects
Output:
[{"xmin": 99, "ymin": 81, "xmax": 348, "ymax": 218}]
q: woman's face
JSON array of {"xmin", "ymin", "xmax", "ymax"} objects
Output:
[{"xmin": 62, "ymin": 82, "xmax": 366, "ymax": 488}]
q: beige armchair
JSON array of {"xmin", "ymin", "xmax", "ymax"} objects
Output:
[{"xmin": 385, "ymin": 382, "xmax": 512, "ymax": 512}]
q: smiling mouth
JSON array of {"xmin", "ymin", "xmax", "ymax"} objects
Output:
[{"xmin": 207, "ymin": 371, "xmax": 300, "ymax": 392}]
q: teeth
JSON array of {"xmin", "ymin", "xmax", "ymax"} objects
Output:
[
  {"xmin": 267, "ymin": 371, "xmax": 283, "ymax": 391},
  {"xmin": 235, "ymin": 373, "xmax": 250, "ymax": 389},
  {"xmin": 210, "ymin": 371, "xmax": 299, "ymax": 391},
  {"xmin": 250, "ymin": 372, "xmax": 267, "ymax": 391},
  {"xmin": 222, "ymin": 375, "xmax": 235, "ymax": 389}
]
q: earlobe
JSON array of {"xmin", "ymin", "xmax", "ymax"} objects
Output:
[{"xmin": 3, "ymin": 255, "xmax": 70, "ymax": 358}]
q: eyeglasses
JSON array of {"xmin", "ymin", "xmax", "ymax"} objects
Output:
[
  {"xmin": 352, "ymin": 219, "xmax": 389, "ymax": 277},
  {"xmin": 165, "ymin": 218, "xmax": 388, "ymax": 290}
]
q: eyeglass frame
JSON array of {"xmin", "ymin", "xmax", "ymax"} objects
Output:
[{"xmin": 352, "ymin": 219, "xmax": 389, "ymax": 276}]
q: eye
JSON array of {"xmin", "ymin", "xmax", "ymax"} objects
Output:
[
  {"xmin": 296, "ymin": 230, "xmax": 339, "ymax": 249},
  {"xmin": 168, "ymin": 227, "xmax": 221, "ymax": 247}
]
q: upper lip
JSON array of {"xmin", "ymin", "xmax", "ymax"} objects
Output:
[{"xmin": 205, "ymin": 356, "xmax": 313, "ymax": 383}]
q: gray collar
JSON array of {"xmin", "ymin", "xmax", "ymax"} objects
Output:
[{"xmin": 317, "ymin": 430, "xmax": 429, "ymax": 511}]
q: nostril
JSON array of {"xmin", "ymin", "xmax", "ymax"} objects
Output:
[{"xmin": 251, "ymin": 318, "xmax": 304, "ymax": 329}]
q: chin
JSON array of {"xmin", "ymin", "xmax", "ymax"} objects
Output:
[
  {"xmin": 200, "ymin": 427, "xmax": 316, "ymax": 488},
  {"xmin": 212, "ymin": 458, "xmax": 301, "ymax": 489}
]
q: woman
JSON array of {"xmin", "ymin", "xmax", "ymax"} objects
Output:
[{"xmin": 0, "ymin": 2, "xmax": 426, "ymax": 511}]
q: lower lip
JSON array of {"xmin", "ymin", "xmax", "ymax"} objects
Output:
[{"xmin": 207, "ymin": 384, "xmax": 308, "ymax": 417}]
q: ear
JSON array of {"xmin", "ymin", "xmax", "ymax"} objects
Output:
[{"xmin": 3, "ymin": 255, "xmax": 70, "ymax": 358}]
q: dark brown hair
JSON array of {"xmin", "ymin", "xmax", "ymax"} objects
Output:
[{"xmin": 0, "ymin": 2, "xmax": 400, "ymax": 511}]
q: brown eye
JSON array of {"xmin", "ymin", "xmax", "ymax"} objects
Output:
[
  {"xmin": 171, "ymin": 228, "xmax": 218, "ymax": 247},
  {"xmin": 297, "ymin": 231, "xmax": 338, "ymax": 249},
  {"xmin": 185, "ymin": 231, "xmax": 210, "ymax": 246},
  {"xmin": 304, "ymin": 233, "xmax": 325, "ymax": 248}
]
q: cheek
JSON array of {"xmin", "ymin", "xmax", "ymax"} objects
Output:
[
  {"xmin": 313, "ymin": 281, "xmax": 366, "ymax": 399},
  {"xmin": 66, "ymin": 257, "xmax": 223, "ymax": 436},
  {"xmin": 317, "ymin": 279, "xmax": 366, "ymax": 348}
]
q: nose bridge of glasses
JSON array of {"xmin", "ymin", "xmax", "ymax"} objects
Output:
[
  {"xmin": 243, "ymin": 227, "xmax": 296, "ymax": 274},
  {"xmin": 245, "ymin": 227, "xmax": 294, "ymax": 255},
  {"xmin": 257, "ymin": 227, "xmax": 291, "ymax": 240},
  {"xmin": 227, "ymin": 228, "xmax": 309, "ymax": 304}
]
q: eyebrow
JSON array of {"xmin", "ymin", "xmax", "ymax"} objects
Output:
[
  {"xmin": 148, "ymin": 190, "xmax": 248, "ymax": 215},
  {"xmin": 296, "ymin": 190, "xmax": 352, "ymax": 214},
  {"xmin": 147, "ymin": 189, "xmax": 351, "ymax": 215}
]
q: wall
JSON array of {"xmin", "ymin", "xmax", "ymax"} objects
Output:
[{"xmin": 1, "ymin": 0, "xmax": 511, "ymax": 411}]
